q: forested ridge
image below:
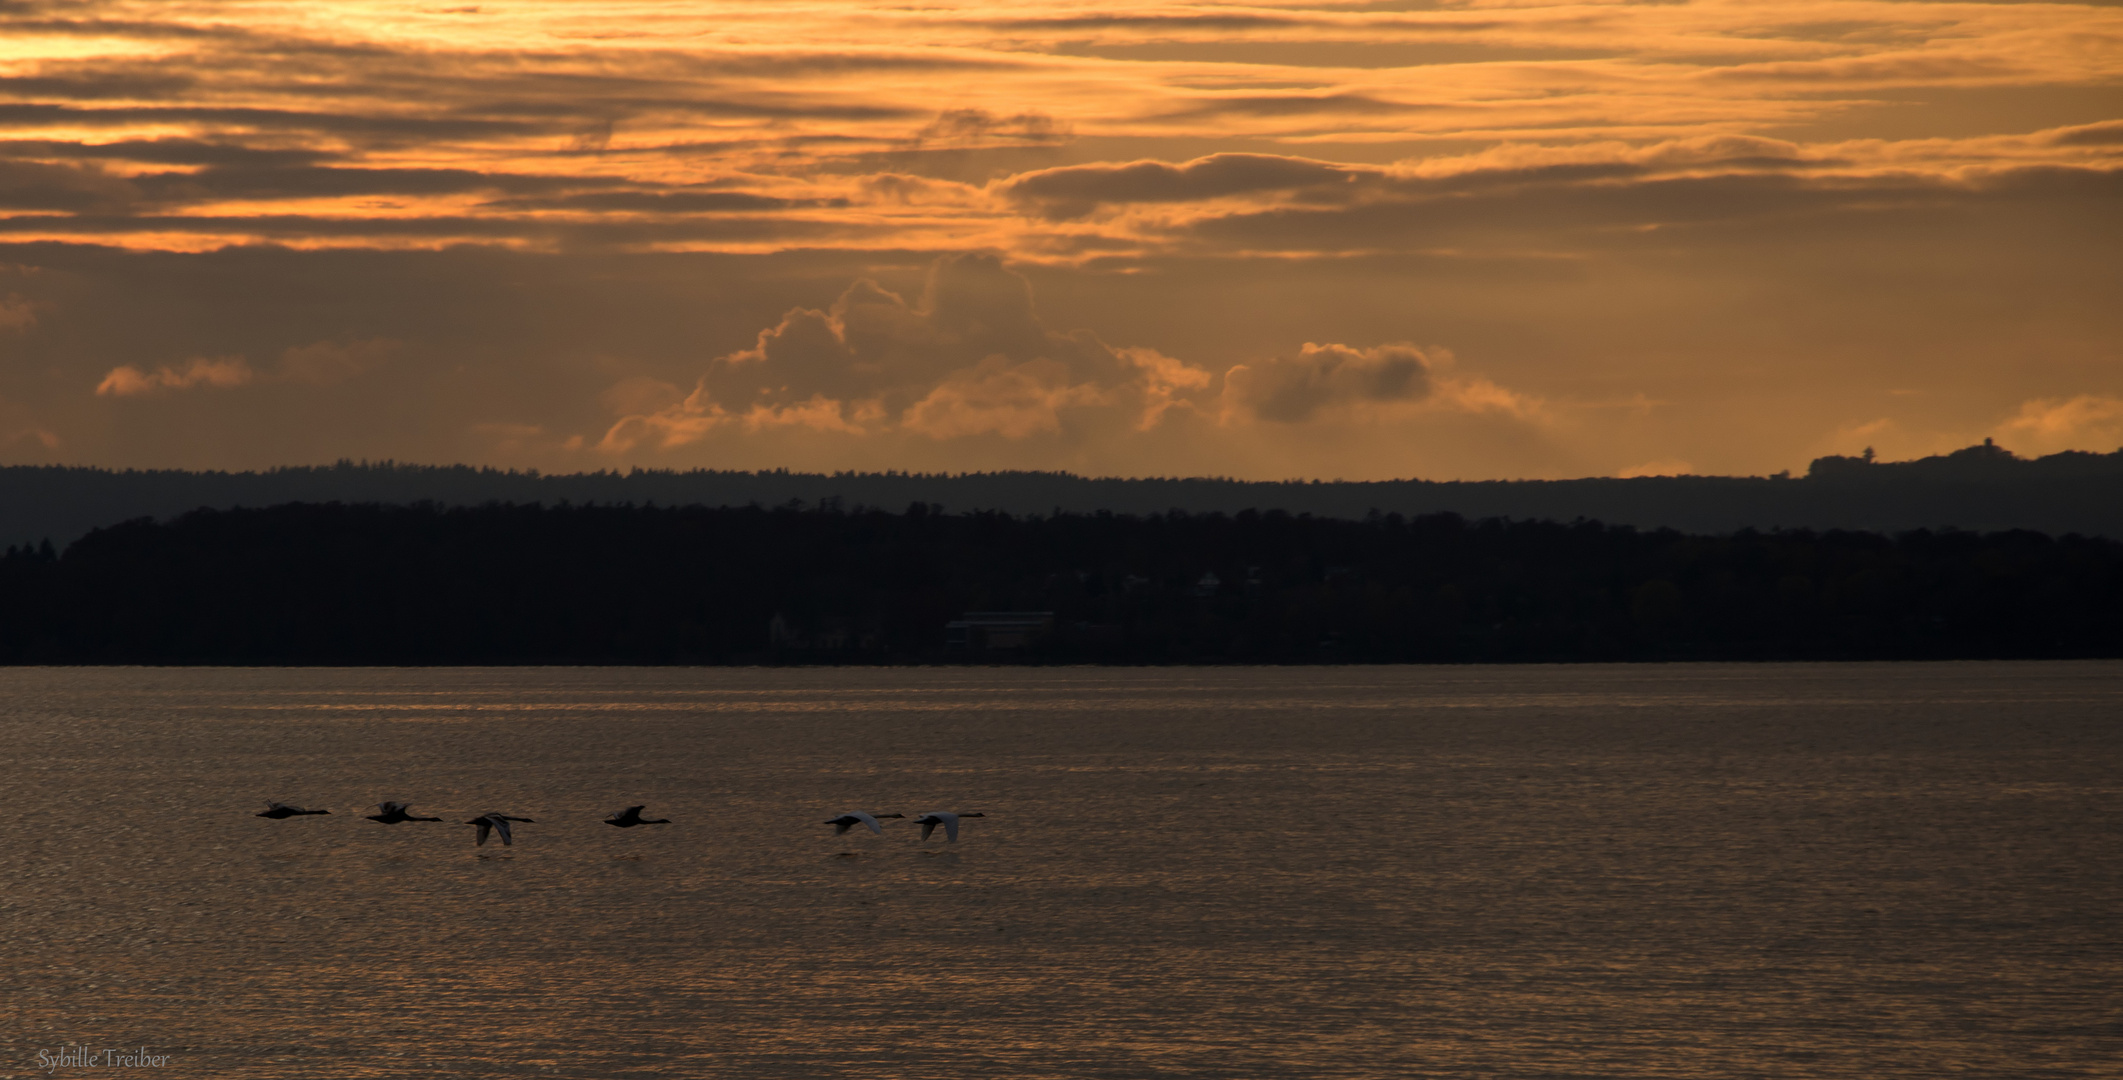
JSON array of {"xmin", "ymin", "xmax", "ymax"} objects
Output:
[
  {"xmin": 2, "ymin": 440, "xmax": 2120, "ymax": 549},
  {"xmin": 0, "ymin": 501, "xmax": 2116, "ymax": 665}
]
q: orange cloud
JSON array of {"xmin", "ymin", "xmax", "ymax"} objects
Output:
[
  {"xmin": 96, "ymin": 356, "xmax": 254, "ymax": 396},
  {"xmin": 0, "ymin": 0, "xmax": 2111, "ymax": 255},
  {"xmin": 598, "ymin": 253, "xmax": 1211, "ymax": 451},
  {"xmin": 92, "ymin": 340, "xmax": 394, "ymax": 397},
  {"xmin": 1, "ymin": 0, "xmax": 2117, "ymax": 482},
  {"xmin": 901, "ymin": 357, "xmax": 1111, "ymax": 439},
  {"xmin": 587, "ymin": 256, "xmax": 1562, "ymax": 483},
  {"xmin": 1995, "ymin": 395, "xmax": 2123, "ymax": 456}
]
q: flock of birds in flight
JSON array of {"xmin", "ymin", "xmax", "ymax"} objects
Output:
[{"xmin": 256, "ymin": 802, "xmax": 984, "ymax": 846}]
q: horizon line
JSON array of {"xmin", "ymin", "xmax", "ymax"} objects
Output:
[{"xmin": 2, "ymin": 440, "xmax": 2111, "ymax": 487}]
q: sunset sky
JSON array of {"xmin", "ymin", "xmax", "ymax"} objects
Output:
[{"xmin": 0, "ymin": 0, "xmax": 2118, "ymax": 479}]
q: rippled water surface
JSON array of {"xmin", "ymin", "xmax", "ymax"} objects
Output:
[{"xmin": 3, "ymin": 663, "xmax": 2120, "ymax": 1078}]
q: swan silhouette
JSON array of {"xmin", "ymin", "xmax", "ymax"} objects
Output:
[
  {"xmin": 604, "ymin": 805, "xmax": 671, "ymax": 828},
  {"xmin": 257, "ymin": 802, "xmax": 329, "ymax": 819},
  {"xmin": 365, "ymin": 801, "xmax": 441, "ymax": 824},
  {"xmin": 465, "ymin": 812, "xmax": 533, "ymax": 846},
  {"xmin": 913, "ymin": 811, "xmax": 984, "ymax": 842},
  {"xmin": 824, "ymin": 811, "xmax": 903, "ymax": 836}
]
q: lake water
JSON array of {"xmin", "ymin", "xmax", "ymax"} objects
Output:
[{"xmin": 1, "ymin": 663, "xmax": 2118, "ymax": 1079}]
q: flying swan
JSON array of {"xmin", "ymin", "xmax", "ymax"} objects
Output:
[
  {"xmin": 465, "ymin": 812, "xmax": 534, "ymax": 847},
  {"xmin": 824, "ymin": 811, "xmax": 903, "ymax": 836},
  {"xmin": 366, "ymin": 801, "xmax": 441, "ymax": 824},
  {"xmin": 605, "ymin": 805, "xmax": 671, "ymax": 828},
  {"xmin": 913, "ymin": 811, "xmax": 984, "ymax": 842}
]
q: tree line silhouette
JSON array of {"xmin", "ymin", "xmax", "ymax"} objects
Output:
[
  {"xmin": 0, "ymin": 500, "xmax": 2116, "ymax": 664},
  {"xmin": 2, "ymin": 440, "xmax": 2119, "ymax": 550}
]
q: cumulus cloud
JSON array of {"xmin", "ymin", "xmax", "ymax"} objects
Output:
[
  {"xmin": 1994, "ymin": 395, "xmax": 2123, "ymax": 456},
  {"xmin": 93, "ymin": 338, "xmax": 394, "ymax": 397},
  {"xmin": 595, "ymin": 254, "xmax": 1549, "ymax": 472},
  {"xmin": 901, "ymin": 356, "xmax": 1113, "ymax": 439},
  {"xmin": 597, "ymin": 253, "xmax": 1187, "ymax": 452},
  {"xmin": 96, "ymin": 355, "xmax": 254, "ymax": 396},
  {"xmin": 1223, "ymin": 343, "xmax": 1433, "ymax": 423},
  {"xmin": 1430, "ymin": 375, "xmax": 1545, "ymax": 422},
  {"xmin": 1123, "ymin": 346, "xmax": 1213, "ymax": 431}
]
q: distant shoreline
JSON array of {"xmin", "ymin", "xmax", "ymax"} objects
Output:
[
  {"xmin": 7, "ymin": 658, "xmax": 2121, "ymax": 669},
  {"xmin": 3, "ymin": 440, "xmax": 2120, "ymax": 549}
]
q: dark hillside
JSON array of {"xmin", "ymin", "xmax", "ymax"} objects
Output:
[
  {"xmin": 1, "ymin": 441, "xmax": 2118, "ymax": 550},
  {"xmin": 2, "ymin": 501, "xmax": 2117, "ymax": 665}
]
